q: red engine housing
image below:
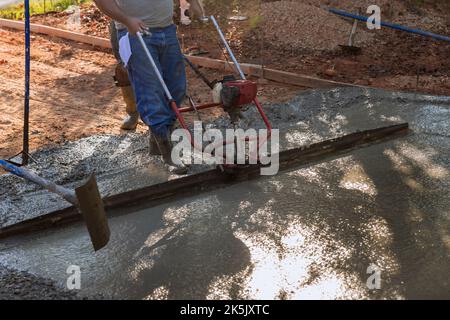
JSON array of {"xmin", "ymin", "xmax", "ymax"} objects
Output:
[{"xmin": 223, "ymin": 80, "xmax": 258, "ymax": 106}]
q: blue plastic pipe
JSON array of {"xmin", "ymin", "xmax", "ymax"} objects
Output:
[
  {"xmin": 0, "ymin": 159, "xmax": 78, "ymax": 204},
  {"xmin": 329, "ymin": 8, "xmax": 450, "ymax": 42}
]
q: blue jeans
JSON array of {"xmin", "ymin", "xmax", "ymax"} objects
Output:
[{"xmin": 118, "ymin": 24, "xmax": 186, "ymax": 137}]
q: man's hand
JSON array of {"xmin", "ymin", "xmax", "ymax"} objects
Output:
[{"xmin": 125, "ymin": 16, "xmax": 148, "ymax": 35}]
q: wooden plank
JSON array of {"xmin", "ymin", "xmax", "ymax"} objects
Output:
[
  {"xmin": 0, "ymin": 123, "xmax": 409, "ymax": 240},
  {"xmin": 0, "ymin": 18, "xmax": 362, "ymax": 88},
  {"xmin": 261, "ymin": 68, "xmax": 358, "ymax": 88},
  {"xmin": 187, "ymin": 55, "xmax": 359, "ymax": 88},
  {"xmin": 0, "ymin": 18, "xmax": 111, "ymax": 48}
]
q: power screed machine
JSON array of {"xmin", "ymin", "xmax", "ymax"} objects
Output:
[{"xmin": 137, "ymin": 16, "xmax": 272, "ymax": 167}]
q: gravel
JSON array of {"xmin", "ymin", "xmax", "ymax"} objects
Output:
[
  {"xmin": 255, "ymin": 1, "xmax": 375, "ymax": 53},
  {"xmin": 323, "ymin": 0, "xmax": 449, "ymax": 33},
  {"xmin": 0, "ymin": 266, "xmax": 80, "ymax": 300},
  {"xmin": 250, "ymin": 0, "xmax": 448, "ymax": 54}
]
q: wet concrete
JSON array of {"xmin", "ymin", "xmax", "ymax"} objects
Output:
[
  {"xmin": 0, "ymin": 133, "xmax": 213, "ymax": 227},
  {"xmin": 1, "ymin": 87, "xmax": 449, "ymax": 225},
  {"xmin": 0, "ymin": 135, "xmax": 448, "ymax": 299},
  {"xmin": 2, "ymin": 87, "xmax": 449, "ymax": 227},
  {"xmin": 0, "ymin": 87, "xmax": 449, "ymax": 299},
  {"xmin": 0, "ymin": 266, "xmax": 81, "ymax": 300}
]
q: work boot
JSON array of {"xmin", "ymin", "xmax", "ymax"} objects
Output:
[
  {"xmin": 120, "ymin": 86, "xmax": 139, "ymax": 130},
  {"xmin": 153, "ymin": 133, "xmax": 188, "ymax": 175},
  {"xmin": 148, "ymin": 129, "xmax": 162, "ymax": 156}
]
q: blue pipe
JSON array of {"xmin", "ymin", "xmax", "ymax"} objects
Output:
[
  {"xmin": 0, "ymin": 159, "xmax": 78, "ymax": 204},
  {"xmin": 0, "ymin": 159, "xmax": 23, "ymax": 177},
  {"xmin": 329, "ymin": 8, "xmax": 450, "ymax": 42}
]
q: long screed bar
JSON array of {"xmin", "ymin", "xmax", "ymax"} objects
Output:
[{"xmin": 0, "ymin": 124, "xmax": 409, "ymax": 241}]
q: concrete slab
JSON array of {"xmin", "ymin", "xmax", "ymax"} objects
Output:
[
  {"xmin": 0, "ymin": 87, "xmax": 449, "ymax": 299},
  {"xmin": 2, "ymin": 87, "xmax": 449, "ymax": 227}
]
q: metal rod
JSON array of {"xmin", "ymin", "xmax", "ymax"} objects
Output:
[
  {"xmin": 136, "ymin": 33, "xmax": 205, "ymax": 152},
  {"xmin": 22, "ymin": 0, "xmax": 31, "ymax": 165},
  {"xmin": 136, "ymin": 32, "xmax": 174, "ymax": 101},
  {"xmin": 210, "ymin": 16, "xmax": 246, "ymax": 80},
  {"xmin": 178, "ymin": 102, "xmax": 221, "ymax": 113},
  {"xmin": 188, "ymin": 96, "xmax": 204, "ymax": 123},
  {"xmin": 184, "ymin": 56, "xmax": 214, "ymax": 89},
  {"xmin": 348, "ymin": 19, "xmax": 358, "ymax": 47}
]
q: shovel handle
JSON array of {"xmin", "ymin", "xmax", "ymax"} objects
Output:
[{"xmin": 0, "ymin": 160, "xmax": 78, "ymax": 205}]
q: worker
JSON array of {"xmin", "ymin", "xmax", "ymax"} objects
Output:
[
  {"xmin": 177, "ymin": 0, "xmax": 206, "ymax": 25},
  {"xmin": 95, "ymin": 0, "xmax": 204, "ymax": 175},
  {"xmin": 110, "ymin": 0, "xmax": 206, "ymax": 131}
]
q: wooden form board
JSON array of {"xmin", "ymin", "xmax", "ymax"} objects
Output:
[
  {"xmin": 0, "ymin": 18, "xmax": 111, "ymax": 48},
  {"xmin": 0, "ymin": 18, "xmax": 363, "ymax": 89}
]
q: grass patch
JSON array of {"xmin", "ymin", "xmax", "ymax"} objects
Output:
[{"xmin": 0, "ymin": 0, "xmax": 90, "ymax": 20}]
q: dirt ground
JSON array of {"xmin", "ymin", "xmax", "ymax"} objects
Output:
[
  {"xmin": 0, "ymin": 26, "xmax": 297, "ymax": 160},
  {"xmin": 0, "ymin": 0, "xmax": 449, "ymax": 160}
]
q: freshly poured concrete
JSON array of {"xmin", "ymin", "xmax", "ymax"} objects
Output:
[
  {"xmin": 2, "ymin": 87, "xmax": 449, "ymax": 226},
  {"xmin": 0, "ymin": 87, "xmax": 449, "ymax": 299},
  {"xmin": 0, "ymin": 134, "xmax": 215, "ymax": 227}
]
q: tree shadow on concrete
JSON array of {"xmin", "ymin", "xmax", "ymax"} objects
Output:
[
  {"xmin": 70, "ymin": 86, "xmax": 449, "ymax": 300},
  {"xmin": 353, "ymin": 137, "xmax": 450, "ymax": 299},
  {"xmin": 125, "ymin": 188, "xmax": 258, "ymax": 299},
  {"xmin": 283, "ymin": 87, "xmax": 450, "ymax": 299}
]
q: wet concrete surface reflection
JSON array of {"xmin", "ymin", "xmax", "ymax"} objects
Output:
[
  {"xmin": 1, "ymin": 88, "xmax": 449, "ymax": 299},
  {"xmin": 0, "ymin": 133, "xmax": 448, "ymax": 299}
]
